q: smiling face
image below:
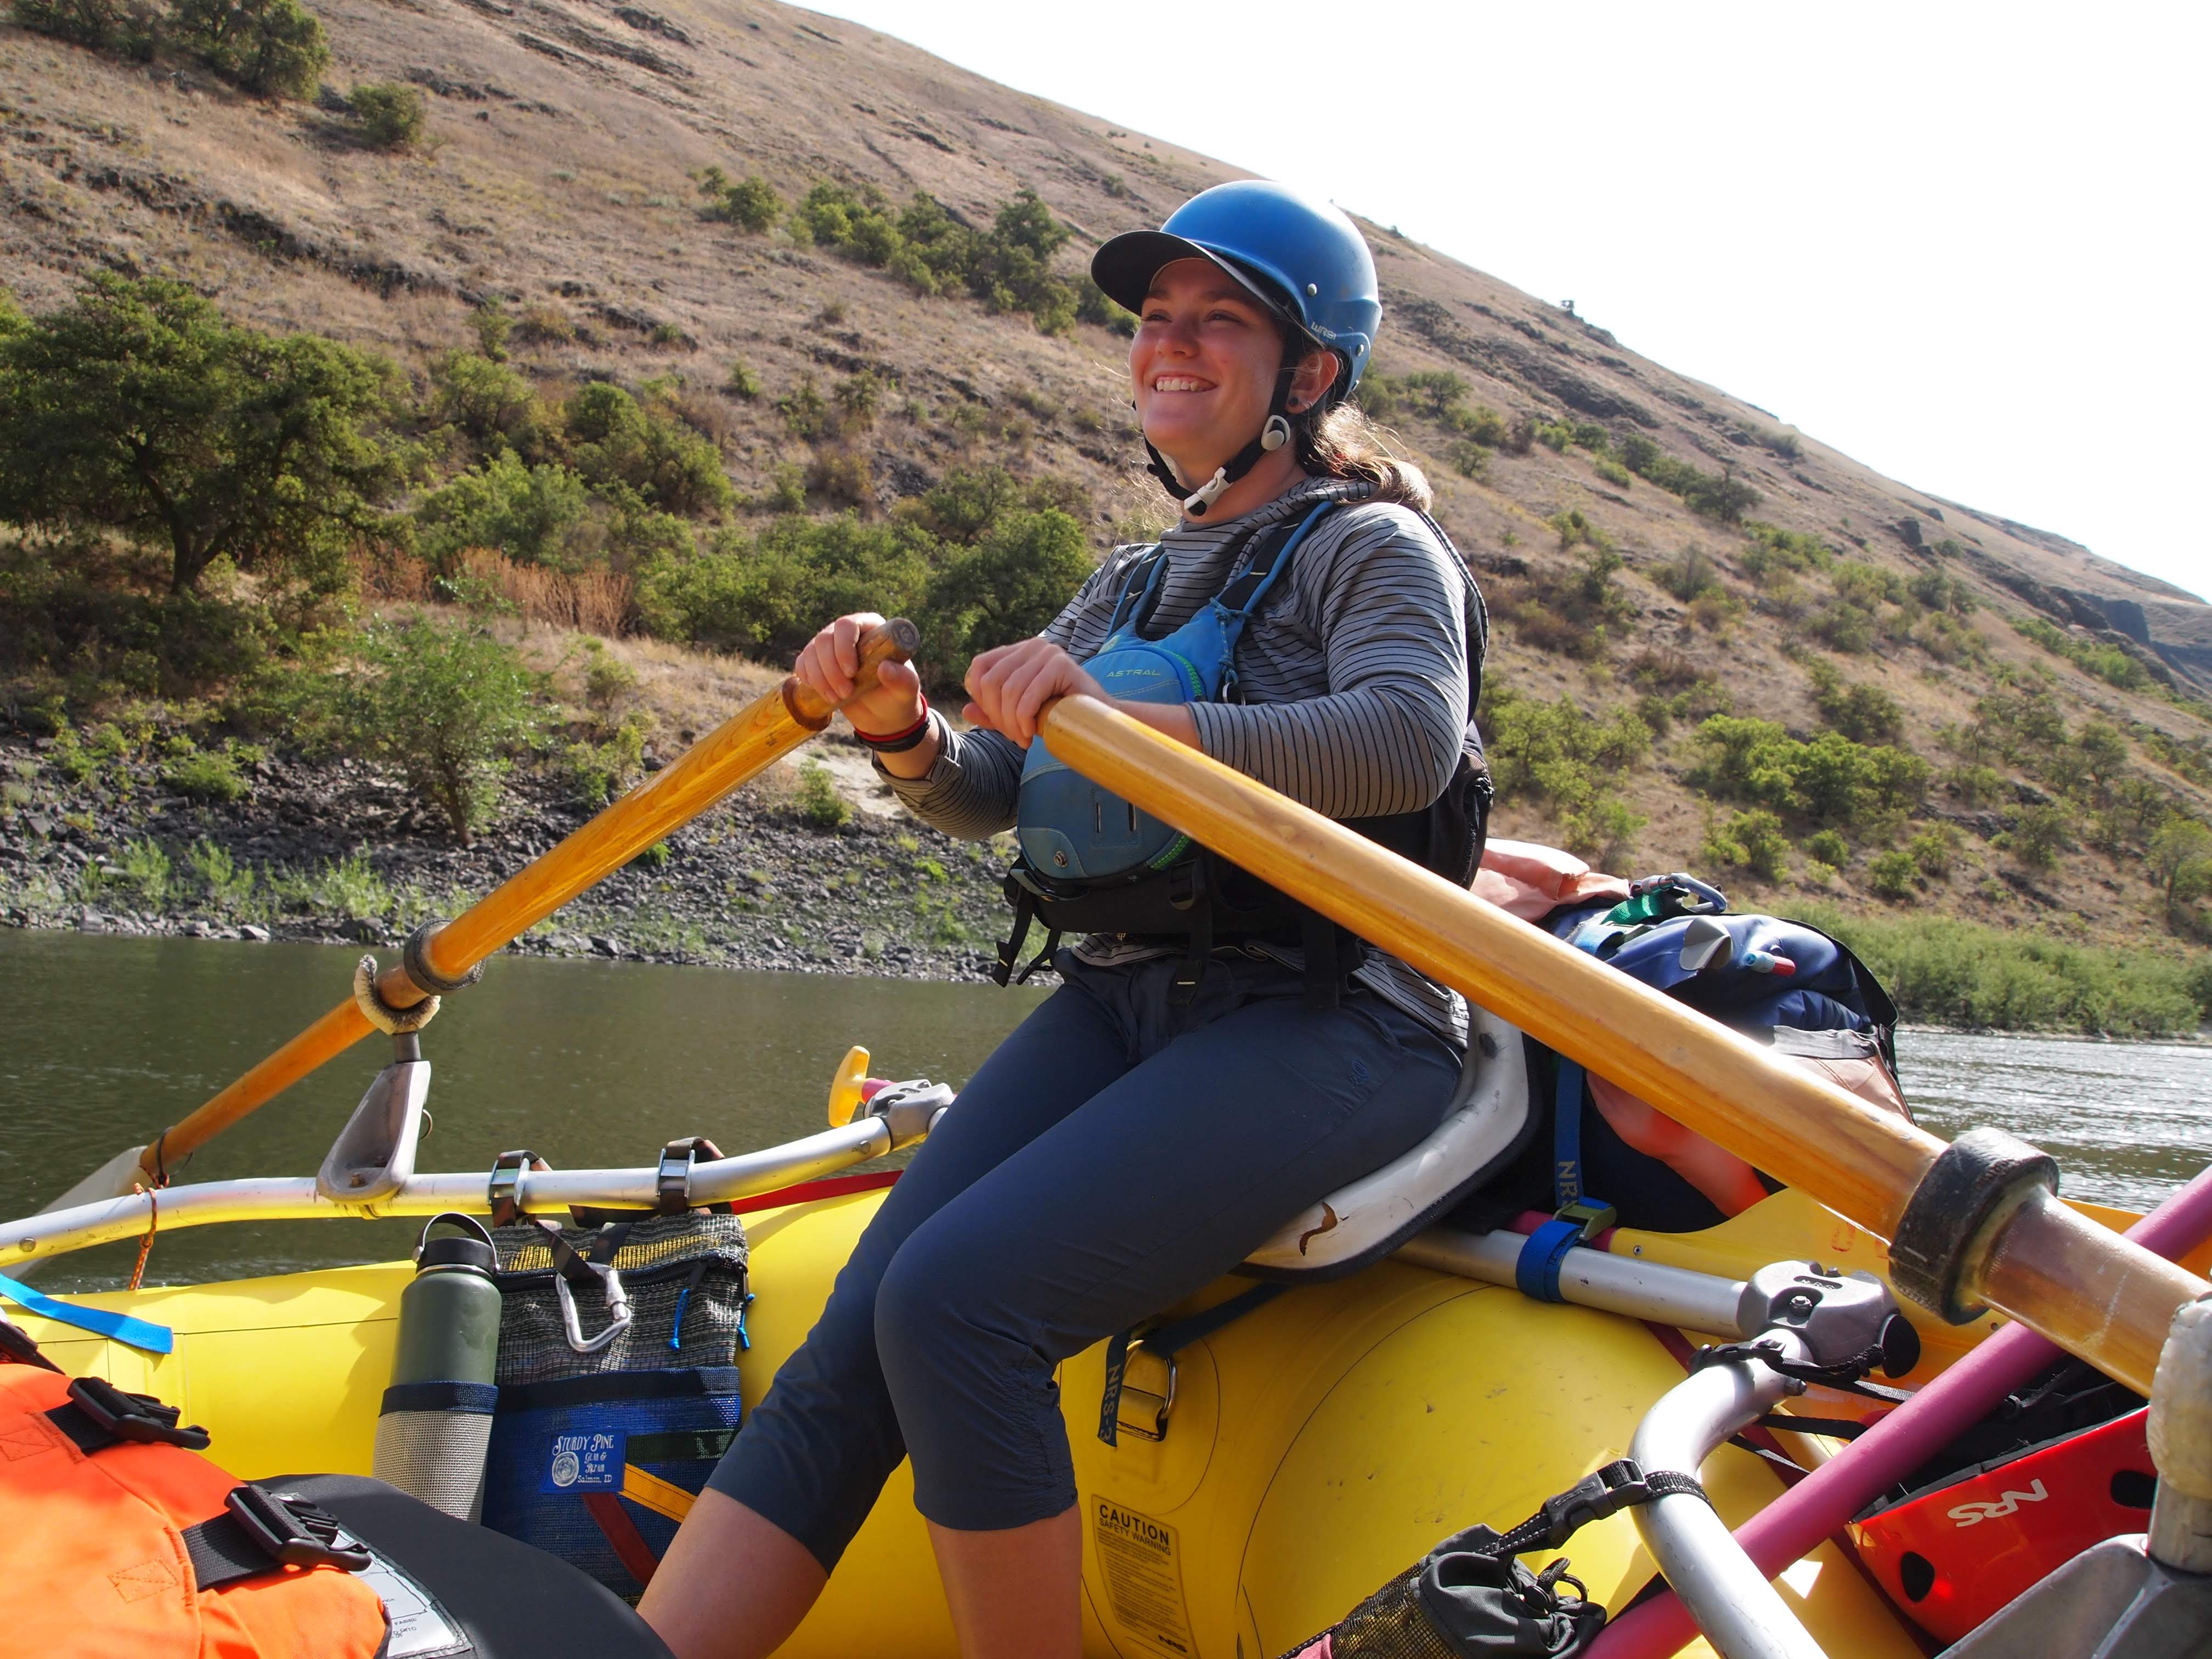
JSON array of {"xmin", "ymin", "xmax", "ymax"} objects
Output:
[{"xmin": 1129, "ymin": 257, "xmax": 1337, "ymax": 481}]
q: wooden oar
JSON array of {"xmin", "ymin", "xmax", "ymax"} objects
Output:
[
  {"xmin": 46, "ymin": 620, "xmax": 918, "ymax": 1210},
  {"xmin": 1036, "ymin": 692, "xmax": 2209, "ymax": 1397}
]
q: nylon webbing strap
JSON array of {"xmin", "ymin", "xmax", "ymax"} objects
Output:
[
  {"xmin": 1514, "ymin": 1219, "xmax": 1586, "ymax": 1305},
  {"xmin": 1098, "ymin": 1282, "xmax": 1286, "ymax": 1446},
  {"xmin": 1477, "ymin": 1458, "xmax": 1711, "ymax": 1560},
  {"xmin": 627, "ymin": 1425, "xmax": 740, "ymax": 1464},
  {"xmin": 1552, "ymin": 1058, "xmax": 1587, "ymax": 1209},
  {"xmin": 0, "ymin": 1271, "xmax": 174, "ymax": 1353},
  {"xmin": 183, "ymin": 1513, "xmax": 291, "ymax": 1592}
]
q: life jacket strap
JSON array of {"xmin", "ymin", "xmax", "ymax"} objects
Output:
[
  {"xmin": 46, "ymin": 1374, "xmax": 210, "ymax": 1454},
  {"xmin": 182, "ymin": 1485, "xmax": 371, "ymax": 1591}
]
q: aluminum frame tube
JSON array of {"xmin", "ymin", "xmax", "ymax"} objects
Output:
[
  {"xmin": 0, "ymin": 1117, "xmax": 896, "ymax": 1265},
  {"xmin": 1627, "ymin": 1330, "xmax": 1831, "ymax": 1659},
  {"xmin": 1395, "ymin": 1227, "xmax": 1750, "ymax": 1337}
]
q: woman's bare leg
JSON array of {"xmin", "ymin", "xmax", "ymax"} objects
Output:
[
  {"xmin": 639, "ymin": 1489, "xmax": 828, "ymax": 1659},
  {"xmin": 927, "ymin": 1508, "xmax": 1082, "ymax": 1659}
]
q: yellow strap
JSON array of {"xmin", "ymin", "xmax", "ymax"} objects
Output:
[{"xmin": 620, "ymin": 1463, "xmax": 696, "ymax": 1523}]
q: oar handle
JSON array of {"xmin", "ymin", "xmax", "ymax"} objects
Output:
[
  {"xmin": 137, "ymin": 618, "xmax": 920, "ymax": 1178},
  {"xmin": 781, "ymin": 618, "xmax": 921, "ymax": 731}
]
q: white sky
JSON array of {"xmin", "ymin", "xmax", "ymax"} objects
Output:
[{"xmin": 805, "ymin": 1, "xmax": 2210, "ymax": 602}]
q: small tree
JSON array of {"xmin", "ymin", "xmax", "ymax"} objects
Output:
[
  {"xmin": 351, "ymin": 618, "xmax": 537, "ymax": 844},
  {"xmin": 2149, "ymin": 816, "xmax": 2212, "ymax": 923},
  {"xmin": 14, "ymin": 0, "xmax": 161, "ymax": 54},
  {"xmin": 172, "ymin": 0, "xmax": 329, "ymax": 98},
  {"xmin": 0, "ymin": 274, "xmax": 409, "ymax": 594},
  {"xmin": 695, "ymin": 167, "xmax": 783, "ymax": 232},
  {"xmin": 352, "ymin": 82, "xmax": 426, "ymax": 150}
]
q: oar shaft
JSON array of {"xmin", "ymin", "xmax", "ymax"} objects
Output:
[
  {"xmin": 1035, "ymin": 693, "xmax": 2208, "ymax": 1395},
  {"xmin": 140, "ymin": 620, "xmax": 917, "ymax": 1177}
]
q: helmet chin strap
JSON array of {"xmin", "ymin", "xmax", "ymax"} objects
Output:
[{"xmin": 1146, "ymin": 368, "xmax": 1299, "ymax": 518}]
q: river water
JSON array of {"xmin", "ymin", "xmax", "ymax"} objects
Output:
[{"xmin": 3, "ymin": 932, "xmax": 2208, "ymax": 1291}]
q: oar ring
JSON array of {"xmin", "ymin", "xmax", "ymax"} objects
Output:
[
  {"xmin": 353, "ymin": 955, "xmax": 441, "ymax": 1036},
  {"xmin": 404, "ymin": 919, "xmax": 487, "ymax": 997}
]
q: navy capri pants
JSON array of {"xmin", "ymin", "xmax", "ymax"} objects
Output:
[{"xmin": 707, "ymin": 951, "xmax": 1460, "ymax": 1569}]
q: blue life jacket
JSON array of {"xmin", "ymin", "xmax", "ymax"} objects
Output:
[
  {"xmin": 1013, "ymin": 501, "xmax": 1335, "ymax": 883},
  {"xmin": 992, "ymin": 500, "xmax": 1493, "ymax": 1009}
]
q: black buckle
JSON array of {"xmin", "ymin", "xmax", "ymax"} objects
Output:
[
  {"xmin": 67, "ymin": 1376, "xmax": 211, "ymax": 1451},
  {"xmin": 657, "ymin": 1143, "xmax": 696, "ymax": 1215},
  {"xmin": 225, "ymin": 1486, "xmax": 373, "ymax": 1571},
  {"xmin": 1538, "ymin": 1459, "xmax": 1650, "ymax": 1547}
]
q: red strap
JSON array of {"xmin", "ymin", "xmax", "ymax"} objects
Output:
[
  {"xmin": 582, "ymin": 1491, "xmax": 662, "ymax": 1589},
  {"xmin": 725, "ymin": 1170, "xmax": 901, "ymax": 1217}
]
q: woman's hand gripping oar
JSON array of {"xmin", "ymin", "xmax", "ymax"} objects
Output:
[
  {"xmin": 1031, "ymin": 689, "xmax": 2210, "ymax": 1398},
  {"xmin": 41, "ymin": 619, "xmax": 921, "ymax": 1214}
]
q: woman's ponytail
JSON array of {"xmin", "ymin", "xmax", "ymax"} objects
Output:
[{"xmin": 1294, "ymin": 401, "xmax": 1433, "ymax": 513}]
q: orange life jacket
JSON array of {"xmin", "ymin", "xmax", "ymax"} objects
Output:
[{"xmin": 0, "ymin": 1359, "xmax": 388, "ymax": 1659}]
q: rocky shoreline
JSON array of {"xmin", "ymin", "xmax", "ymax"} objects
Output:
[{"xmin": 0, "ymin": 731, "xmax": 1017, "ymax": 980}]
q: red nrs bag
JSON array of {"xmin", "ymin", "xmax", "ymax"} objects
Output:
[{"xmin": 1851, "ymin": 1407, "xmax": 2155, "ymax": 1645}]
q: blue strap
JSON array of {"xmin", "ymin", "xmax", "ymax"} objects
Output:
[
  {"xmin": 1553, "ymin": 1057, "xmax": 1587, "ymax": 1210},
  {"xmin": 0, "ymin": 1273, "xmax": 174, "ymax": 1355},
  {"xmin": 1514, "ymin": 1220, "xmax": 1584, "ymax": 1304},
  {"xmin": 1098, "ymin": 1282, "xmax": 1286, "ymax": 1446}
]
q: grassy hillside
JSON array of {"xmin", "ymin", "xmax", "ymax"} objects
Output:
[{"xmin": 3, "ymin": 0, "xmax": 2211, "ymax": 970}]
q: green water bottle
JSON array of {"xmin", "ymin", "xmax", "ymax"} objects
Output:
[{"xmin": 373, "ymin": 1212, "xmax": 503, "ymax": 1521}]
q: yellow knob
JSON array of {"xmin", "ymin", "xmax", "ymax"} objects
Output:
[{"xmin": 827, "ymin": 1045, "xmax": 871, "ymax": 1127}]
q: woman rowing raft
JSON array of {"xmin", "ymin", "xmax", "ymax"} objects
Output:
[{"xmin": 641, "ymin": 178, "xmax": 1490, "ymax": 1659}]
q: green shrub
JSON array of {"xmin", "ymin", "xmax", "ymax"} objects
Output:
[
  {"xmin": 1654, "ymin": 547, "xmax": 1723, "ymax": 603},
  {"xmin": 106, "ymin": 836, "xmax": 172, "ymax": 906},
  {"xmin": 724, "ymin": 359, "xmax": 761, "ymax": 401},
  {"xmin": 307, "ymin": 852, "xmax": 388, "ymax": 919},
  {"xmin": 2013, "ymin": 616, "xmax": 2155, "ymax": 692},
  {"xmin": 1867, "ymin": 849, "xmax": 1917, "ymax": 899},
  {"xmin": 513, "ymin": 304, "xmax": 576, "ymax": 347},
  {"xmin": 171, "ymin": 0, "xmax": 330, "ymax": 98},
  {"xmin": 582, "ymin": 645, "xmax": 637, "ymax": 710},
  {"xmin": 1688, "ymin": 715, "xmax": 1929, "ymax": 833},
  {"xmin": 1450, "ymin": 441, "xmax": 1489, "ymax": 479},
  {"xmin": 558, "ymin": 719, "xmax": 645, "ymax": 808},
  {"xmin": 2149, "ymin": 816, "xmax": 2212, "ymax": 923},
  {"xmin": 1701, "ymin": 808, "xmax": 1789, "ymax": 881},
  {"xmin": 761, "ymin": 463, "xmax": 807, "ymax": 514},
  {"xmin": 565, "ymin": 382, "xmax": 733, "ymax": 518},
  {"xmin": 415, "ymin": 453, "xmax": 592, "ymax": 571},
  {"xmin": 921, "ymin": 509, "xmax": 1091, "ymax": 687},
  {"xmin": 1947, "ymin": 763, "xmax": 2005, "ymax": 807},
  {"xmin": 803, "ymin": 449, "xmax": 871, "ymax": 511},
  {"xmin": 1907, "ymin": 822, "xmax": 1961, "ymax": 878},
  {"xmin": 1481, "ymin": 682, "xmax": 1651, "ymax": 864},
  {"xmin": 1074, "ymin": 278, "xmax": 1137, "ymax": 335},
  {"xmin": 427, "ymin": 351, "xmax": 554, "ymax": 462},
  {"xmin": 1616, "ymin": 434, "xmax": 1757, "ymax": 522},
  {"xmin": 162, "ymin": 746, "xmax": 250, "ymax": 803},
  {"xmin": 347, "ymin": 618, "xmax": 539, "ymax": 844},
  {"xmin": 14, "ymin": 0, "xmax": 161, "ymax": 54},
  {"xmin": 1739, "ymin": 522, "xmax": 1833, "ymax": 579},
  {"xmin": 2004, "ymin": 802, "xmax": 2072, "ymax": 869},
  {"xmin": 1808, "ymin": 665, "xmax": 1903, "ymax": 743},
  {"xmin": 470, "ymin": 300, "xmax": 511, "ymax": 362},
  {"xmin": 1593, "ymin": 457, "xmax": 1632, "ymax": 488},
  {"xmin": 694, "ymin": 167, "xmax": 783, "ymax": 232},
  {"xmin": 777, "ymin": 375, "xmax": 831, "ymax": 441},
  {"xmin": 1804, "ymin": 828, "xmax": 1850, "ymax": 866},
  {"xmin": 795, "ymin": 758, "xmax": 853, "ymax": 830},
  {"xmin": 1792, "ymin": 902, "xmax": 2208, "ymax": 1037},
  {"xmin": 186, "ymin": 838, "xmax": 257, "ymax": 911},
  {"xmin": 1547, "ymin": 508, "xmax": 1611, "ymax": 552},
  {"xmin": 1532, "ymin": 419, "xmax": 1573, "ymax": 453},
  {"xmin": 351, "ymin": 82, "xmax": 425, "ymax": 149},
  {"xmin": 834, "ymin": 371, "xmax": 882, "ymax": 433}
]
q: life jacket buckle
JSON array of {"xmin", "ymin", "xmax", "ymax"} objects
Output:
[
  {"xmin": 224, "ymin": 1484, "xmax": 373, "ymax": 1572},
  {"xmin": 65, "ymin": 1375, "xmax": 211, "ymax": 1451}
]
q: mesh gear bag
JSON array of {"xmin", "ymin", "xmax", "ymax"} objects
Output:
[
  {"xmin": 480, "ymin": 1211, "xmax": 751, "ymax": 1601},
  {"xmin": 1277, "ymin": 1525, "xmax": 1606, "ymax": 1658}
]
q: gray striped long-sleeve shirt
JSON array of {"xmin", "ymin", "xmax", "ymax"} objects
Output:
[{"xmin": 879, "ymin": 475, "xmax": 1479, "ymax": 1046}]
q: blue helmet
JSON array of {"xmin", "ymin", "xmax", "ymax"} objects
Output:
[{"xmin": 1092, "ymin": 178, "xmax": 1381, "ymax": 400}]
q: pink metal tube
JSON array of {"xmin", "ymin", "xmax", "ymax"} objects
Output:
[{"xmin": 1588, "ymin": 1164, "xmax": 2212, "ymax": 1659}]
